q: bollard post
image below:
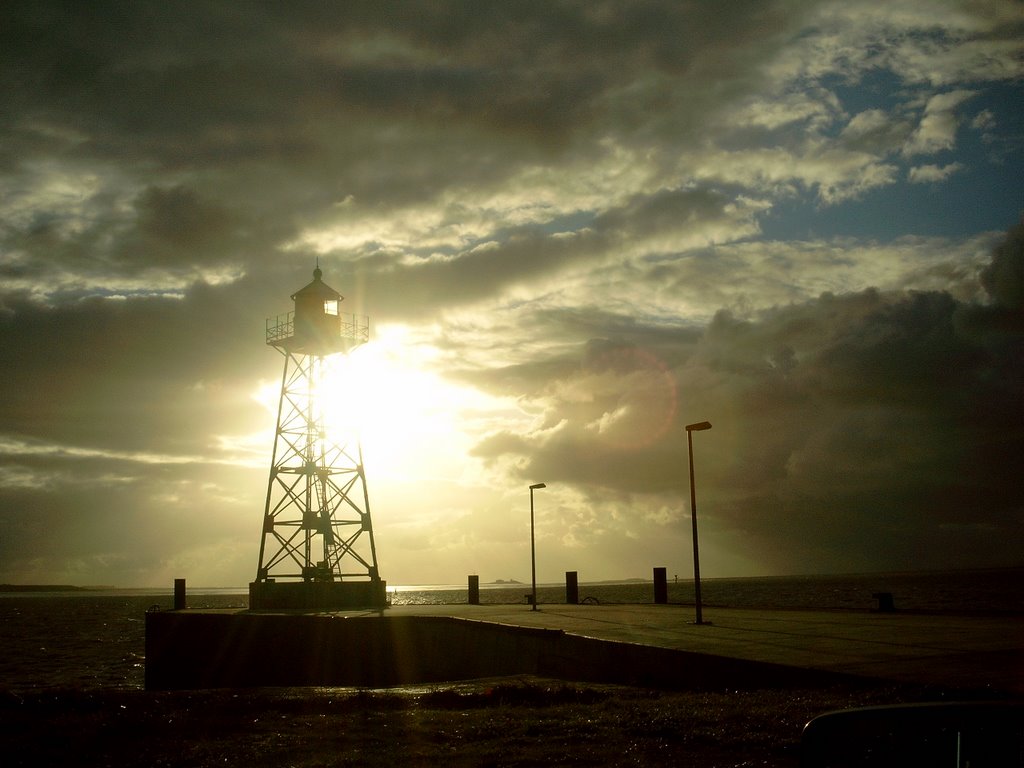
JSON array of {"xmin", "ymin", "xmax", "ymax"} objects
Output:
[
  {"xmin": 872, "ymin": 592, "xmax": 895, "ymax": 612},
  {"xmin": 565, "ymin": 571, "xmax": 579, "ymax": 604},
  {"xmin": 174, "ymin": 578, "xmax": 186, "ymax": 610},
  {"xmin": 468, "ymin": 575, "xmax": 480, "ymax": 605},
  {"xmin": 653, "ymin": 567, "xmax": 668, "ymax": 604}
]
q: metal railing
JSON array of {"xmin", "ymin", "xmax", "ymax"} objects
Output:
[
  {"xmin": 341, "ymin": 314, "xmax": 370, "ymax": 344},
  {"xmin": 266, "ymin": 312, "xmax": 295, "ymax": 344},
  {"xmin": 266, "ymin": 311, "xmax": 370, "ymax": 346}
]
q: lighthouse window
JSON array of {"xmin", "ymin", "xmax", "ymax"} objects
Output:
[{"xmin": 324, "ymin": 300, "xmax": 338, "ymax": 316}]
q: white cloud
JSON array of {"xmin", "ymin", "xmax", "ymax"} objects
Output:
[
  {"xmin": 770, "ymin": 1, "xmax": 1024, "ymax": 86},
  {"xmin": 839, "ymin": 109, "xmax": 913, "ymax": 154},
  {"xmin": 902, "ymin": 89, "xmax": 976, "ymax": 156},
  {"xmin": 908, "ymin": 162, "xmax": 964, "ymax": 183},
  {"xmin": 692, "ymin": 143, "xmax": 899, "ymax": 204}
]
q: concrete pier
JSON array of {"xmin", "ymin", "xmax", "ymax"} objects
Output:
[
  {"xmin": 146, "ymin": 609, "xmax": 842, "ymax": 691},
  {"xmin": 145, "ymin": 603, "xmax": 1023, "ymax": 693}
]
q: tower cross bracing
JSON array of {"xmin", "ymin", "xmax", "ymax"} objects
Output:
[{"xmin": 249, "ymin": 267, "xmax": 385, "ymax": 609}]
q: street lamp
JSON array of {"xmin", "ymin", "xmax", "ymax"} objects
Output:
[
  {"xmin": 685, "ymin": 421, "xmax": 712, "ymax": 625},
  {"xmin": 529, "ymin": 482, "xmax": 546, "ymax": 611}
]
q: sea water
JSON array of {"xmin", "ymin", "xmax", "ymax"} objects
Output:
[{"xmin": 1, "ymin": 567, "xmax": 1020, "ymax": 692}]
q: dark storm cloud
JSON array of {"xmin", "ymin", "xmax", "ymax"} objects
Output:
[
  {"xmin": 1, "ymin": 3, "xmax": 607, "ymax": 163},
  {"xmin": 3, "ymin": 0, "xmax": 1013, "ymax": 309},
  {"xmin": 0, "ymin": 183, "xmax": 251, "ymax": 298},
  {"xmin": 129, "ymin": 186, "xmax": 241, "ymax": 262},
  {"xmin": 473, "ymin": 225, "xmax": 1024, "ymax": 572},
  {"xmin": 0, "ymin": 277, "xmax": 283, "ymax": 451},
  {"xmin": 0, "ymin": 0, "xmax": 793, "ymax": 268},
  {"xmin": 447, "ymin": 306, "xmax": 703, "ymax": 404},
  {"xmin": 0, "ymin": 450, "xmax": 260, "ymax": 584},
  {"xmin": 980, "ymin": 217, "xmax": 1024, "ymax": 311}
]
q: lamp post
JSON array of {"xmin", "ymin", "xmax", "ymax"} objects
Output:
[
  {"xmin": 529, "ymin": 482, "xmax": 546, "ymax": 611},
  {"xmin": 685, "ymin": 421, "xmax": 712, "ymax": 625}
]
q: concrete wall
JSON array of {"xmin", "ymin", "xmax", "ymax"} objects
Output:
[{"xmin": 146, "ymin": 611, "xmax": 849, "ymax": 691}]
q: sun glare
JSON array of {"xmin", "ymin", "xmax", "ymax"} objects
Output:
[
  {"xmin": 324, "ymin": 333, "xmax": 476, "ymax": 481},
  {"xmin": 247, "ymin": 323, "xmax": 521, "ymax": 520}
]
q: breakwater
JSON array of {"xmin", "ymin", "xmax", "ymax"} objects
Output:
[{"xmin": 144, "ymin": 609, "xmax": 851, "ymax": 691}]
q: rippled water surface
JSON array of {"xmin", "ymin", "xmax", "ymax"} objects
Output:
[{"xmin": 1, "ymin": 567, "xmax": 1020, "ymax": 691}]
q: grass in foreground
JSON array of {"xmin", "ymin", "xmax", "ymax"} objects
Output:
[{"xmin": 0, "ymin": 677, "xmax": 967, "ymax": 767}]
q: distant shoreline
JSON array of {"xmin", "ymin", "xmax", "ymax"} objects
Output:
[
  {"xmin": 0, "ymin": 584, "xmax": 96, "ymax": 593},
  {"xmin": 3, "ymin": 564, "xmax": 1021, "ymax": 596}
]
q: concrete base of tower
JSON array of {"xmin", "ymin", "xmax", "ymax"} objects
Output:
[{"xmin": 249, "ymin": 579, "xmax": 387, "ymax": 610}]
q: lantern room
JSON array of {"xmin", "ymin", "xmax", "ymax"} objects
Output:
[{"xmin": 266, "ymin": 265, "xmax": 348, "ymax": 355}]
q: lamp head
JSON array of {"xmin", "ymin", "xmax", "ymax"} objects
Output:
[
  {"xmin": 685, "ymin": 421, "xmax": 712, "ymax": 432},
  {"xmin": 529, "ymin": 482, "xmax": 547, "ymax": 490}
]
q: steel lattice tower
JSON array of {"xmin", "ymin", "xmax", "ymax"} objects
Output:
[{"xmin": 249, "ymin": 266, "xmax": 386, "ymax": 609}]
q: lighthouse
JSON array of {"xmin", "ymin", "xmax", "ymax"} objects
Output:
[{"xmin": 249, "ymin": 266, "xmax": 386, "ymax": 609}]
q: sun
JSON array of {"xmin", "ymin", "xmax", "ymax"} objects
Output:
[{"xmin": 317, "ymin": 325, "xmax": 487, "ymax": 485}]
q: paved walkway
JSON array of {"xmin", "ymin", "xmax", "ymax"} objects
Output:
[{"xmin": 330, "ymin": 603, "xmax": 1023, "ymax": 693}]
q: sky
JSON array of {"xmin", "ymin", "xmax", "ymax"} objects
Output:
[{"xmin": 1, "ymin": 1, "xmax": 1022, "ymax": 588}]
